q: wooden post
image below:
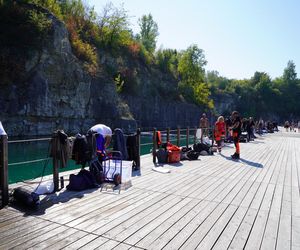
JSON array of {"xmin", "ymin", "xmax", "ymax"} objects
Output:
[
  {"xmin": 166, "ymin": 127, "xmax": 170, "ymax": 143},
  {"xmin": 152, "ymin": 128, "xmax": 157, "ymax": 164},
  {"xmin": 52, "ymin": 137, "xmax": 59, "ymax": 192},
  {"xmin": 177, "ymin": 127, "xmax": 180, "ymax": 146},
  {"xmin": 194, "ymin": 126, "xmax": 197, "ymax": 144},
  {"xmin": 136, "ymin": 128, "xmax": 141, "ymax": 169},
  {"xmin": 211, "ymin": 126, "xmax": 215, "ymax": 147},
  {"xmin": 186, "ymin": 127, "xmax": 190, "ymax": 147},
  {"xmin": 0, "ymin": 135, "xmax": 8, "ymax": 208}
]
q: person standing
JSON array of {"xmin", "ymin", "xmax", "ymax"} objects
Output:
[
  {"xmin": 199, "ymin": 113, "xmax": 209, "ymax": 143},
  {"xmin": 298, "ymin": 121, "xmax": 300, "ymax": 133},
  {"xmin": 214, "ymin": 116, "xmax": 226, "ymax": 153},
  {"xmin": 88, "ymin": 124, "xmax": 112, "ymax": 152},
  {"xmin": 229, "ymin": 111, "xmax": 242, "ymax": 159},
  {"xmin": 284, "ymin": 121, "xmax": 290, "ymax": 132},
  {"xmin": 249, "ymin": 117, "xmax": 256, "ymax": 139}
]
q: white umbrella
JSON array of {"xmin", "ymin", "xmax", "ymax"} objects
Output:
[{"xmin": 0, "ymin": 121, "xmax": 7, "ymax": 136}]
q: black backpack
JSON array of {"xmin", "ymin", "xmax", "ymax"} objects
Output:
[
  {"xmin": 89, "ymin": 159, "xmax": 105, "ymax": 184},
  {"xmin": 187, "ymin": 150, "xmax": 200, "ymax": 160},
  {"xmin": 13, "ymin": 186, "xmax": 40, "ymax": 209},
  {"xmin": 66, "ymin": 169, "xmax": 96, "ymax": 191},
  {"xmin": 193, "ymin": 143, "xmax": 210, "ymax": 153}
]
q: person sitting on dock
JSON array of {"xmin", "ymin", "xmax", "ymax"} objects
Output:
[{"xmin": 229, "ymin": 111, "xmax": 242, "ymax": 159}]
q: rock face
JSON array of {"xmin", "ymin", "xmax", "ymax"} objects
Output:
[
  {"xmin": 0, "ymin": 5, "xmax": 204, "ymax": 136},
  {"xmin": 212, "ymin": 93, "xmax": 236, "ymax": 117},
  {"xmin": 1, "ymin": 8, "xmax": 134, "ymax": 136},
  {"xmin": 124, "ymin": 96, "xmax": 202, "ymax": 130}
]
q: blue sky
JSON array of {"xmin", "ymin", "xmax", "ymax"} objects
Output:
[{"xmin": 88, "ymin": 0, "xmax": 299, "ymax": 79}]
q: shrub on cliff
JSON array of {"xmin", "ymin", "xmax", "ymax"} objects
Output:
[{"xmin": 0, "ymin": 1, "xmax": 52, "ymax": 84}]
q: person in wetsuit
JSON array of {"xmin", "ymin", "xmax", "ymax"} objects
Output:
[{"xmin": 229, "ymin": 111, "xmax": 242, "ymax": 159}]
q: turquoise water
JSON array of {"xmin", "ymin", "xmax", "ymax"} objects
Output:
[{"xmin": 7, "ymin": 133, "xmax": 196, "ymax": 184}]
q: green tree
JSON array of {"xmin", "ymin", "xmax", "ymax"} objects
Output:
[
  {"xmin": 155, "ymin": 48, "xmax": 178, "ymax": 76},
  {"xmin": 178, "ymin": 44, "xmax": 207, "ymax": 84},
  {"xmin": 97, "ymin": 2, "xmax": 131, "ymax": 48},
  {"xmin": 283, "ymin": 60, "xmax": 297, "ymax": 83},
  {"xmin": 137, "ymin": 14, "xmax": 159, "ymax": 54},
  {"xmin": 177, "ymin": 44, "xmax": 212, "ymax": 108}
]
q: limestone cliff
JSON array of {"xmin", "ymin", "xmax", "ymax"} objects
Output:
[{"xmin": 0, "ymin": 3, "xmax": 204, "ymax": 136}]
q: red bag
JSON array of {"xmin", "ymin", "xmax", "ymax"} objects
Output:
[
  {"xmin": 166, "ymin": 143, "xmax": 181, "ymax": 163},
  {"xmin": 168, "ymin": 150, "xmax": 181, "ymax": 163}
]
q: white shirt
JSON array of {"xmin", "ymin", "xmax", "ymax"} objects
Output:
[{"xmin": 89, "ymin": 124, "xmax": 112, "ymax": 137}]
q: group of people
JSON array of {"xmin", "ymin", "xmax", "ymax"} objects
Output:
[
  {"xmin": 199, "ymin": 111, "xmax": 242, "ymax": 159},
  {"xmin": 284, "ymin": 120, "xmax": 300, "ymax": 133}
]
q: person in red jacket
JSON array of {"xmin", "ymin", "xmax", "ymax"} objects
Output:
[{"xmin": 215, "ymin": 116, "xmax": 226, "ymax": 153}]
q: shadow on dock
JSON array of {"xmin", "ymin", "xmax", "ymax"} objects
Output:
[
  {"xmin": 220, "ymin": 153, "xmax": 263, "ymax": 168},
  {"xmin": 10, "ymin": 187, "xmax": 100, "ymax": 217}
]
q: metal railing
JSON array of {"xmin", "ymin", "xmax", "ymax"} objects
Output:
[
  {"xmin": 0, "ymin": 126, "xmax": 214, "ymax": 208},
  {"xmin": 151, "ymin": 126, "xmax": 215, "ymax": 164}
]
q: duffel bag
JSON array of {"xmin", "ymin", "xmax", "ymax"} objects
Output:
[{"xmin": 156, "ymin": 149, "xmax": 168, "ymax": 163}]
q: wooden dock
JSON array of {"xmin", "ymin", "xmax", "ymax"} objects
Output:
[{"xmin": 1, "ymin": 130, "xmax": 300, "ymax": 249}]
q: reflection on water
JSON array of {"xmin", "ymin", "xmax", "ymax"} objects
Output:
[{"xmin": 8, "ymin": 134, "xmax": 195, "ymax": 184}]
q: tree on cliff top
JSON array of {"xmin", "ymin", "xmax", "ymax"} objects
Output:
[
  {"xmin": 177, "ymin": 44, "xmax": 213, "ymax": 109},
  {"xmin": 137, "ymin": 14, "xmax": 159, "ymax": 54}
]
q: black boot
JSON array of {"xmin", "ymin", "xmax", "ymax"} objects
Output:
[{"xmin": 231, "ymin": 153, "xmax": 240, "ymax": 159}]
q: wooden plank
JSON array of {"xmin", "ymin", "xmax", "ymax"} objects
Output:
[
  {"xmin": 230, "ymin": 143, "xmax": 283, "ymax": 249},
  {"xmin": 220, "ymin": 138, "xmax": 284, "ymax": 249},
  {"xmin": 94, "ymin": 239, "xmax": 120, "ymax": 250},
  {"xmin": 92, "ymin": 193, "xmax": 170, "ymax": 236},
  {"xmin": 212, "ymin": 206, "xmax": 248, "ymax": 250},
  {"xmin": 62, "ymin": 234, "xmax": 98, "ymax": 249},
  {"xmin": 276, "ymin": 214, "xmax": 292, "ymax": 250},
  {"xmin": 72, "ymin": 191, "xmax": 163, "ymax": 232},
  {"xmin": 9, "ymin": 225, "xmax": 69, "ymax": 249},
  {"xmin": 27, "ymin": 227, "xmax": 80, "ymax": 249},
  {"xmin": 169, "ymin": 202, "xmax": 228, "ymax": 250},
  {"xmin": 79, "ymin": 236, "xmax": 110, "ymax": 250},
  {"xmin": 44, "ymin": 189, "xmax": 146, "ymax": 224},
  {"xmin": 112, "ymin": 243, "xmax": 133, "ymax": 250},
  {"xmin": 146, "ymin": 200, "xmax": 214, "ymax": 250},
  {"xmin": 64, "ymin": 189, "xmax": 153, "ymax": 228},
  {"xmin": 134, "ymin": 199, "xmax": 200, "ymax": 248},
  {"xmin": 122, "ymin": 197, "xmax": 193, "ymax": 245},
  {"xmin": 244, "ymin": 209, "xmax": 269, "ymax": 250},
  {"xmin": 103, "ymin": 195, "xmax": 183, "ymax": 241},
  {"xmin": 292, "ymin": 217, "xmax": 300, "ymax": 249},
  {"xmin": 195, "ymin": 205, "xmax": 238, "ymax": 249},
  {"xmin": 260, "ymin": 184, "xmax": 284, "ymax": 249},
  {"xmin": 228, "ymin": 208, "xmax": 259, "ymax": 249},
  {"xmin": 0, "ymin": 216, "xmax": 48, "ymax": 241},
  {"xmin": 0, "ymin": 222, "xmax": 60, "ymax": 249}
]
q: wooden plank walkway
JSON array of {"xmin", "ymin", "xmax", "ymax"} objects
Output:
[{"xmin": 1, "ymin": 130, "xmax": 300, "ymax": 249}]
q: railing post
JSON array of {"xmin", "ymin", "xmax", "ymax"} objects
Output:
[
  {"xmin": 167, "ymin": 127, "xmax": 170, "ymax": 143},
  {"xmin": 186, "ymin": 127, "xmax": 189, "ymax": 147},
  {"xmin": 194, "ymin": 126, "xmax": 197, "ymax": 144},
  {"xmin": 177, "ymin": 127, "xmax": 180, "ymax": 146},
  {"xmin": 152, "ymin": 128, "xmax": 157, "ymax": 164},
  {"xmin": 0, "ymin": 135, "xmax": 8, "ymax": 208},
  {"xmin": 136, "ymin": 128, "xmax": 141, "ymax": 169},
  {"xmin": 52, "ymin": 136, "xmax": 59, "ymax": 192},
  {"xmin": 211, "ymin": 126, "xmax": 215, "ymax": 147}
]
